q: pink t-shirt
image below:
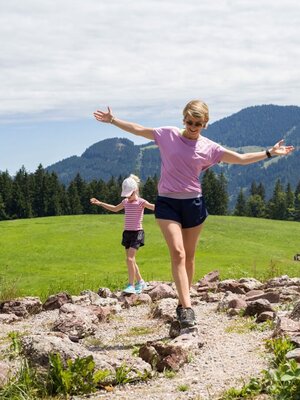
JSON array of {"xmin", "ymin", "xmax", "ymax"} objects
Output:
[
  {"xmin": 153, "ymin": 127, "xmax": 225, "ymax": 196},
  {"xmin": 122, "ymin": 197, "xmax": 146, "ymax": 230}
]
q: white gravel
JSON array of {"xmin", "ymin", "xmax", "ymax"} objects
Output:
[{"xmin": 0, "ymin": 301, "xmax": 271, "ymax": 400}]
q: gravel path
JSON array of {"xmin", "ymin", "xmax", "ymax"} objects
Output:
[{"xmin": 0, "ymin": 300, "xmax": 271, "ymax": 400}]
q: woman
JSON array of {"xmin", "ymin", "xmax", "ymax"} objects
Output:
[{"xmin": 94, "ymin": 100, "xmax": 294, "ymax": 329}]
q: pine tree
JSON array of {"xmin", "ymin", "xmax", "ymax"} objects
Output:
[
  {"xmin": 234, "ymin": 188, "xmax": 247, "ymax": 216},
  {"xmin": 202, "ymin": 170, "xmax": 219, "ymax": 215},
  {"xmin": 246, "ymin": 194, "xmax": 266, "ymax": 218},
  {"xmin": 267, "ymin": 179, "xmax": 286, "ymax": 220},
  {"xmin": 0, "ymin": 193, "xmax": 8, "ymax": 220},
  {"xmin": 294, "ymin": 181, "xmax": 300, "ymax": 222},
  {"xmin": 67, "ymin": 181, "xmax": 83, "ymax": 214},
  {"xmin": 32, "ymin": 164, "xmax": 47, "ymax": 217},
  {"xmin": 0, "ymin": 171, "xmax": 13, "ymax": 218},
  {"xmin": 285, "ymin": 183, "xmax": 295, "ymax": 221}
]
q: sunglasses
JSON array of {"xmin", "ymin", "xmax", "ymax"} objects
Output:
[{"xmin": 185, "ymin": 120, "xmax": 205, "ymax": 128}]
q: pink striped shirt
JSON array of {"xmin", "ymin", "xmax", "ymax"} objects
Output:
[{"xmin": 122, "ymin": 197, "xmax": 146, "ymax": 230}]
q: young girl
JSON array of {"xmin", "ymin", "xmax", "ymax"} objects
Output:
[{"xmin": 90, "ymin": 174, "xmax": 155, "ymax": 294}]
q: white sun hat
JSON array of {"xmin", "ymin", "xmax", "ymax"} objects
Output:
[{"xmin": 121, "ymin": 177, "xmax": 138, "ymax": 197}]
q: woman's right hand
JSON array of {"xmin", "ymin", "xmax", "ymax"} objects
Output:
[{"xmin": 93, "ymin": 106, "xmax": 113, "ymax": 123}]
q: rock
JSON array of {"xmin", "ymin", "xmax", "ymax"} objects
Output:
[
  {"xmin": 285, "ymin": 348, "xmax": 300, "ymax": 362},
  {"xmin": 148, "ymin": 283, "xmax": 177, "ymax": 301},
  {"xmin": 218, "ymin": 280, "xmax": 246, "ymax": 294},
  {"xmin": 20, "ymin": 333, "xmax": 114, "ymax": 374},
  {"xmin": 272, "ymin": 316, "xmax": 300, "ymax": 337},
  {"xmin": 139, "ymin": 341, "xmax": 189, "ymax": 372},
  {"xmin": 238, "ymin": 278, "xmax": 263, "ymax": 292},
  {"xmin": 0, "ymin": 361, "xmax": 13, "ymax": 386},
  {"xmin": 43, "ymin": 292, "xmax": 72, "ymax": 310},
  {"xmin": 97, "ymin": 287, "xmax": 112, "ymax": 298},
  {"xmin": 256, "ymin": 311, "xmax": 275, "ymax": 323},
  {"xmin": 265, "ymin": 276, "xmax": 300, "ymax": 288},
  {"xmin": 245, "ymin": 291, "xmax": 280, "ymax": 304},
  {"xmin": 109, "ymin": 354, "xmax": 152, "ymax": 381},
  {"xmin": 123, "ymin": 293, "xmax": 152, "ymax": 308},
  {"xmin": 170, "ymin": 329, "xmax": 203, "ymax": 351},
  {"xmin": 0, "ymin": 313, "xmax": 20, "ymax": 323},
  {"xmin": 290, "ymin": 335, "xmax": 300, "ymax": 348},
  {"xmin": 199, "ymin": 270, "xmax": 220, "ymax": 284},
  {"xmin": 0, "ymin": 297, "xmax": 42, "ymax": 318},
  {"xmin": 228, "ymin": 297, "xmax": 247, "ymax": 310},
  {"xmin": 244, "ymin": 299, "xmax": 274, "ymax": 317},
  {"xmin": 290, "ymin": 300, "xmax": 300, "ymax": 321},
  {"xmin": 217, "ymin": 292, "xmax": 244, "ymax": 312},
  {"xmin": 87, "ymin": 305, "xmax": 112, "ymax": 322},
  {"xmin": 53, "ymin": 303, "xmax": 98, "ymax": 341},
  {"xmin": 152, "ymin": 298, "xmax": 177, "ymax": 322}
]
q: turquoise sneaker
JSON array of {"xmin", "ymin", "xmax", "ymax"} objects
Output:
[
  {"xmin": 123, "ymin": 284, "xmax": 136, "ymax": 294},
  {"xmin": 135, "ymin": 280, "xmax": 147, "ymax": 294}
]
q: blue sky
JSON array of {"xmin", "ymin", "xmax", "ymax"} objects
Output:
[{"xmin": 0, "ymin": 0, "xmax": 299, "ymax": 174}]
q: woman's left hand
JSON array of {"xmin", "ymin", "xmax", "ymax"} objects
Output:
[{"xmin": 270, "ymin": 139, "xmax": 295, "ymax": 156}]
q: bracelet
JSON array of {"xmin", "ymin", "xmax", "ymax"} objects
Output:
[
  {"xmin": 109, "ymin": 116, "xmax": 115, "ymax": 124},
  {"xmin": 266, "ymin": 149, "xmax": 272, "ymax": 158}
]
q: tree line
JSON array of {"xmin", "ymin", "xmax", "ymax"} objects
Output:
[{"xmin": 0, "ymin": 165, "xmax": 299, "ymax": 222}]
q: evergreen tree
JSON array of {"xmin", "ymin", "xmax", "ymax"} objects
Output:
[
  {"xmin": 285, "ymin": 183, "xmax": 295, "ymax": 221},
  {"xmin": 67, "ymin": 181, "xmax": 83, "ymax": 214},
  {"xmin": 32, "ymin": 164, "xmax": 47, "ymax": 217},
  {"xmin": 246, "ymin": 194, "xmax": 266, "ymax": 218},
  {"xmin": 267, "ymin": 179, "xmax": 286, "ymax": 220},
  {"xmin": 44, "ymin": 172, "xmax": 64, "ymax": 216},
  {"xmin": 294, "ymin": 181, "xmax": 300, "ymax": 222},
  {"xmin": 215, "ymin": 172, "xmax": 228, "ymax": 215},
  {"xmin": 0, "ymin": 193, "xmax": 8, "ymax": 220},
  {"xmin": 202, "ymin": 170, "xmax": 228, "ymax": 215},
  {"xmin": 89, "ymin": 179, "xmax": 109, "ymax": 214},
  {"xmin": 142, "ymin": 177, "xmax": 157, "ymax": 204},
  {"xmin": 106, "ymin": 177, "xmax": 121, "ymax": 209},
  {"xmin": 0, "ymin": 171, "xmax": 13, "ymax": 218},
  {"xmin": 257, "ymin": 183, "xmax": 266, "ymax": 200},
  {"xmin": 234, "ymin": 188, "xmax": 247, "ymax": 216},
  {"xmin": 250, "ymin": 181, "xmax": 258, "ymax": 196},
  {"xmin": 202, "ymin": 170, "xmax": 219, "ymax": 214}
]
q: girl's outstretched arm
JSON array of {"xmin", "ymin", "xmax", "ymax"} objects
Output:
[
  {"xmin": 90, "ymin": 198, "xmax": 124, "ymax": 212},
  {"xmin": 94, "ymin": 106, "xmax": 154, "ymax": 141},
  {"xmin": 221, "ymin": 139, "xmax": 294, "ymax": 165},
  {"xmin": 144, "ymin": 201, "xmax": 155, "ymax": 211}
]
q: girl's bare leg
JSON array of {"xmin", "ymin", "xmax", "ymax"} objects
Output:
[{"xmin": 126, "ymin": 247, "xmax": 137, "ymax": 285}]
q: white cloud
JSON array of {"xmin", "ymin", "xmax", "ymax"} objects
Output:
[{"xmin": 0, "ymin": 0, "xmax": 299, "ymax": 123}]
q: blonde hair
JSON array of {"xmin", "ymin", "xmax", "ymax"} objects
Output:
[
  {"xmin": 129, "ymin": 174, "xmax": 140, "ymax": 186},
  {"xmin": 183, "ymin": 100, "xmax": 209, "ymax": 126}
]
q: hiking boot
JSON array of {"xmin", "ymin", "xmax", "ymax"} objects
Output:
[
  {"xmin": 135, "ymin": 280, "xmax": 147, "ymax": 294},
  {"xmin": 123, "ymin": 284, "xmax": 136, "ymax": 294},
  {"xmin": 178, "ymin": 307, "xmax": 196, "ymax": 329},
  {"xmin": 176, "ymin": 304, "xmax": 183, "ymax": 320}
]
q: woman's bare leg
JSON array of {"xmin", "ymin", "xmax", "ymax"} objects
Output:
[
  {"xmin": 156, "ymin": 219, "xmax": 190, "ymax": 307},
  {"xmin": 182, "ymin": 224, "xmax": 204, "ymax": 288}
]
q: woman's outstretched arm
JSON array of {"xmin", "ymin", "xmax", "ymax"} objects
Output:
[
  {"xmin": 221, "ymin": 139, "xmax": 294, "ymax": 165},
  {"xmin": 94, "ymin": 106, "xmax": 154, "ymax": 141}
]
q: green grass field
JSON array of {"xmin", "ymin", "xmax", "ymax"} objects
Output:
[{"xmin": 0, "ymin": 214, "xmax": 299, "ymax": 300}]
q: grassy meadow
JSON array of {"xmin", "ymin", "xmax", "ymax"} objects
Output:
[{"xmin": 0, "ymin": 214, "xmax": 299, "ymax": 300}]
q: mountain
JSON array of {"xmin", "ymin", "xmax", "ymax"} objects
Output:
[{"xmin": 47, "ymin": 105, "xmax": 300, "ymax": 205}]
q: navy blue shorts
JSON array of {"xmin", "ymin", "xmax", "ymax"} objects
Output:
[
  {"xmin": 154, "ymin": 196, "xmax": 208, "ymax": 228},
  {"xmin": 121, "ymin": 230, "xmax": 145, "ymax": 249}
]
